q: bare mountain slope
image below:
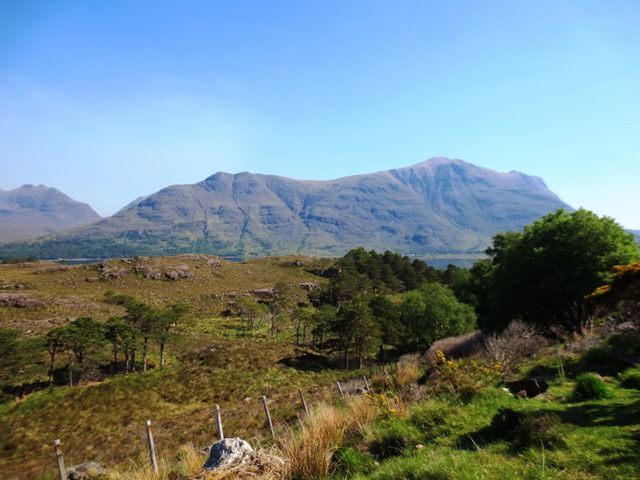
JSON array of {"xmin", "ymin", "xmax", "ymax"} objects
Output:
[
  {"xmin": 0, "ymin": 185, "xmax": 102, "ymax": 243},
  {"xmin": 0, "ymin": 157, "xmax": 572, "ymax": 259}
]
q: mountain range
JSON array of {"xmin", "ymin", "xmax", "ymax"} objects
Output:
[
  {"xmin": 0, "ymin": 185, "xmax": 102, "ymax": 243},
  {"xmin": 0, "ymin": 157, "xmax": 577, "ymax": 260}
]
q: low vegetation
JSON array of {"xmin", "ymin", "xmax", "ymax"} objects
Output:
[{"xmin": 0, "ymin": 208, "xmax": 639, "ymax": 478}]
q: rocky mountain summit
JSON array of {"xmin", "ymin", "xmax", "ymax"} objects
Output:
[{"xmin": 0, "ymin": 157, "xmax": 572, "ymax": 259}]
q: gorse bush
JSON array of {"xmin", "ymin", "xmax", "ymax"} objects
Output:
[
  {"xmin": 426, "ymin": 351, "xmax": 489, "ymax": 402},
  {"xmin": 572, "ymin": 373, "xmax": 611, "ymax": 401}
]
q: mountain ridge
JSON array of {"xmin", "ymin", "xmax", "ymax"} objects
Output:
[
  {"xmin": 0, "ymin": 157, "xmax": 572, "ymax": 259},
  {"xmin": 0, "ymin": 185, "xmax": 102, "ymax": 243}
]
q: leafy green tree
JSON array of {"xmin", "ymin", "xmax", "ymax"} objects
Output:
[
  {"xmin": 269, "ymin": 282, "xmax": 296, "ymax": 339},
  {"xmin": 311, "ymin": 304, "xmax": 337, "ymax": 351},
  {"xmin": 480, "ymin": 209, "xmax": 640, "ymax": 335},
  {"xmin": 291, "ymin": 306, "xmax": 316, "ymax": 346},
  {"xmin": 369, "ymin": 295, "xmax": 404, "ymax": 358},
  {"xmin": 105, "ymin": 317, "xmax": 138, "ymax": 373},
  {"xmin": 154, "ymin": 301, "xmax": 191, "ymax": 367},
  {"xmin": 234, "ymin": 297, "xmax": 269, "ymax": 332},
  {"xmin": 63, "ymin": 317, "xmax": 105, "ymax": 366},
  {"xmin": 328, "ymin": 295, "xmax": 380, "ymax": 368},
  {"xmin": 400, "ymin": 283, "xmax": 476, "ymax": 351},
  {"xmin": 123, "ymin": 300, "xmax": 155, "ymax": 371},
  {"xmin": 0, "ymin": 328, "xmax": 21, "ymax": 383},
  {"xmin": 45, "ymin": 326, "xmax": 67, "ymax": 382}
]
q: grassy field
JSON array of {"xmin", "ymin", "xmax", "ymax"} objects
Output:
[{"xmin": 1, "ymin": 256, "xmax": 639, "ymax": 479}]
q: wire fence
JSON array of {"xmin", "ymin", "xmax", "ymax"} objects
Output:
[{"xmin": 0, "ymin": 369, "xmax": 393, "ymax": 480}]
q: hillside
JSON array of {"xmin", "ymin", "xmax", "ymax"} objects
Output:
[
  {"xmin": 0, "ymin": 256, "xmax": 639, "ymax": 479},
  {"xmin": 0, "ymin": 185, "xmax": 102, "ymax": 243},
  {"xmin": 0, "ymin": 157, "xmax": 571, "ymax": 259}
]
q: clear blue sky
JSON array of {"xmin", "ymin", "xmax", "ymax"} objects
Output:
[{"xmin": 1, "ymin": 1, "xmax": 639, "ymax": 228}]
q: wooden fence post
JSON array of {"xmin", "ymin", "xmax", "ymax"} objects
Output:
[
  {"xmin": 384, "ymin": 369, "xmax": 391, "ymax": 385},
  {"xmin": 53, "ymin": 439, "xmax": 66, "ymax": 480},
  {"xmin": 261, "ymin": 396, "xmax": 275, "ymax": 438},
  {"xmin": 215, "ymin": 405, "xmax": 224, "ymax": 440},
  {"xmin": 336, "ymin": 381, "xmax": 345, "ymax": 400},
  {"xmin": 363, "ymin": 375, "xmax": 370, "ymax": 391},
  {"xmin": 298, "ymin": 388, "xmax": 309, "ymax": 416},
  {"xmin": 146, "ymin": 420, "xmax": 159, "ymax": 474}
]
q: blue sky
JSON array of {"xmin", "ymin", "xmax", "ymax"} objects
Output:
[{"xmin": 1, "ymin": 1, "xmax": 639, "ymax": 228}]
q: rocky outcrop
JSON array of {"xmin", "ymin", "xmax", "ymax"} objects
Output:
[
  {"xmin": 0, "ymin": 293, "xmax": 45, "ymax": 308},
  {"xmin": 298, "ymin": 281, "xmax": 320, "ymax": 291}
]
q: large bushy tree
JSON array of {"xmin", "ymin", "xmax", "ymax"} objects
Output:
[
  {"xmin": 480, "ymin": 209, "xmax": 639, "ymax": 335},
  {"xmin": 399, "ymin": 283, "xmax": 476, "ymax": 351}
]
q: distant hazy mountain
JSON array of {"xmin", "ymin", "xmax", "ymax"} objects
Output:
[
  {"xmin": 0, "ymin": 185, "xmax": 102, "ymax": 243},
  {"xmin": 0, "ymin": 157, "xmax": 573, "ymax": 259}
]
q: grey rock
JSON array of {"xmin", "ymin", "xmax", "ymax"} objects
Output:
[
  {"xmin": 202, "ymin": 437, "xmax": 254, "ymax": 470},
  {"xmin": 66, "ymin": 461, "xmax": 106, "ymax": 479}
]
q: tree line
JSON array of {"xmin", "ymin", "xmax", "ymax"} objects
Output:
[
  {"xmin": 43, "ymin": 293, "xmax": 190, "ymax": 385},
  {"xmin": 1, "ymin": 208, "xmax": 638, "ymax": 395},
  {"xmin": 231, "ymin": 209, "xmax": 639, "ymax": 367}
]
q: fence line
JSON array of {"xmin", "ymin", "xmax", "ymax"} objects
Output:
[{"xmin": 2, "ymin": 372, "xmax": 382, "ymax": 478}]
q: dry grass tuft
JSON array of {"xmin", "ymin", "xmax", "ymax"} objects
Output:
[
  {"xmin": 394, "ymin": 354, "xmax": 422, "ymax": 388},
  {"xmin": 343, "ymin": 394, "xmax": 377, "ymax": 435},
  {"xmin": 278, "ymin": 402, "xmax": 345, "ymax": 480}
]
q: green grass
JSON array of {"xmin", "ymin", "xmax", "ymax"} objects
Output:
[
  {"xmin": 337, "ymin": 351, "xmax": 640, "ymax": 480},
  {"xmin": 2, "ymin": 257, "xmax": 640, "ymax": 479}
]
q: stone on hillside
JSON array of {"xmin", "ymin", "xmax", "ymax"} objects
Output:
[
  {"xmin": 253, "ymin": 288, "xmax": 275, "ymax": 298},
  {"xmin": 0, "ymin": 293, "xmax": 45, "ymax": 308},
  {"xmin": 207, "ymin": 257, "xmax": 223, "ymax": 267},
  {"xmin": 505, "ymin": 379, "xmax": 549, "ymax": 398},
  {"xmin": 66, "ymin": 461, "xmax": 106, "ymax": 479},
  {"xmin": 298, "ymin": 281, "xmax": 319, "ymax": 291},
  {"xmin": 202, "ymin": 438, "xmax": 254, "ymax": 470},
  {"xmin": 201, "ymin": 438, "xmax": 288, "ymax": 478}
]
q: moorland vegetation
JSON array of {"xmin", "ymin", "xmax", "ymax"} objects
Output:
[{"xmin": 0, "ymin": 208, "xmax": 639, "ymax": 479}]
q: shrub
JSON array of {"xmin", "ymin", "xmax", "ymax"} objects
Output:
[
  {"xmin": 426, "ymin": 351, "xmax": 487, "ymax": 402},
  {"xmin": 571, "ymin": 373, "xmax": 611, "ymax": 401},
  {"xmin": 490, "ymin": 407, "xmax": 524, "ymax": 437},
  {"xmin": 369, "ymin": 422, "xmax": 421, "ymax": 460},
  {"xmin": 619, "ymin": 366, "xmax": 640, "ymax": 389},
  {"xmin": 515, "ymin": 412, "xmax": 565, "ymax": 449},
  {"xmin": 484, "ymin": 320, "xmax": 544, "ymax": 374},
  {"xmin": 490, "ymin": 408, "xmax": 565, "ymax": 450},
  {"xmin": 579, "ymin": 345, "xmax": 618, "ymax": 376}
]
